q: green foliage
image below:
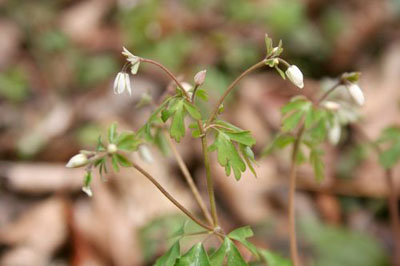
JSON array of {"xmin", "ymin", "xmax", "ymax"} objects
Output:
[
  {"xmin": 155, "ymin": 241, "xmax": 181, "ymax": 266},
  {"xmin": 377, "ymin": 126, "xmax": 400, "ymax": 169},
  {"xmin": 0, "ymin": 67, "xmax": 29, "ymax": 103},
  {"xmin": 176, "ymin": 243, "xmax": 211, "ymax": 266},
  {"xmin": 258, "ymin": 249, "xmax": 292, "ymax": 266},
  {"xmin": 210, "ymin": 237, "xmax": 248, "ymax": 266},
  {"xmin": 228, "ymin": 226, "xmax": 259, "ymax": 259}
]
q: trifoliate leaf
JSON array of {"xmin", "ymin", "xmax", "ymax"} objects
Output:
[{"xmin": 228, "ymin": 226, "xmax": 259, "ymax": 259}]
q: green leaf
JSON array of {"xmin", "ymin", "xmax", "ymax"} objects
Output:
[
  {"xmin": 84, "ymin": 171, "xmax": 92, "ymax": 187},
  {"xmin": 154, "ymin": 129, "xmax": 170, "ymax": 155},
  {"xmin": 175, "ymin": 243, "xmax": 211, "ymax": 266},
  {"xmin": 183, "ymin": 101, "xmax": 201, "ymax": 120},
  {"xmin": 115, "ymin": 153, "xmax": 132, "ymax": 167},
  {"xmin": 108, "ymin": 123, "xmax": 118, "ymax": 143},
  {"xmin": 282, "ymin": 111, "xmax": 304, "ymax": 132},
  {"xmin": 210, "ymin": 238, "xmax": 248, "ymax": 266},
  {"xmin": 228, "ymin": 226, "xmax": 259, "ymax": 259},
  {"xmin": 213, "ymin": 132, "xmax": 246, "ymax": 180},
  {"xmin": 111, "ymin": 154, "xmax": 120, "ymax": 172},
  {"xmin": 310, "ymin": 148, "xmax": 325, "ymax": 182},
  {"xmin": 154, "ymin": 241, "xmax": 180, "ymax": 266},
  {"xmin": 379, "ymin": 142, "xmax": 400, "ymax": 169},
  {"xmin": 259, "ymin": 249, "xmax": 292, "ymax": 266},
  {"xmin": 281, "ymin": 98, "xmax": 311, "ymax": 115},
  {"xmin": 275, "ymin": 66, "xmax": 286, "ymax": 79},
  {"xmin": 170, "ymin": 101, "xmax": 186, "ymax": 142},
  {"xmin": 240, "ymin": 145, "xmax": 257, "ymax": 178},
  {"xmin": 96, "ymin": 136, "xmax": 106, "ymax": 152},
  {"xmin": 224, "ymin": 131, "xmax": 256, "ymax": 146},
  {"xmin": 116, "ymin": 132, "xmax": 141, "ymax": 151},
  {"xmin": 195, "ymin": 89, "xmax": 208, "ymax": 101}
]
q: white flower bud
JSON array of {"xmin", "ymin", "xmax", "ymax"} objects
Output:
[
  {"xmin": 346, "ymin": 83, "xmax": 364, "ymax": 106},
  {"xmin": 321, "ymin": 101, "xmax": 341, "ymax": 111},
  {"xmin": 328, "ymin": 122, "xmax": 341, "ymax": 145},
  {"xmin": 271, "ymin": 47, "xmax": 279, "ymax": 54},
  {"xmin": 107, "ymin": 143, "xmax": 118, "ymax": 154},
  {"xmin": 181, "ymin": 82, "xmax": 193, "ymax": 98},
  {"xmin": 285, "ymin": 65, "xmax": 304, "ymax": 89},
  {"xmin": 113, "ymin": 72, "xmax": 131, "ymax": 96},
  {"xmin": 194, "ymin": 70, "xmax": 207, "ymax": 86},
  {"xmin": 139, "ymin": 145, "xmax": 154, "ymax": 164},
  {"xmin": 66, "ymin": 154, "xmax": 88, "ymax": 168},
  {"xmin": 82, "ymin": 186, "xmax": 93, "ymax": 197},
  {"xmin": 122, "ymin": 47, "xmax": 140, "ymax": 75}
]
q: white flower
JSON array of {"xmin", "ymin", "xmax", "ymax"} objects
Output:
[
  {"xmin": 321, "ymin": 101, "xmax": 341, "ymax": 111},
  {"xmin": 346, "ymin": 83, "xmax": 364, "ymax": 106},
  {"xmin": 181, "ymin": 82, "xmax": 193, "ymax": 98},
  {"xmin": 139, "ymin": 145, "xmax": 154, "ymax": 164},
  {"xmin": 107, "ymin": 143, "xmax": 118, "ymax": 154},
  {"xmin": 285, "ymin": 65, "xmax": 304, "ymax": 89},
  {"xmin": 82, "ymin": 186, "xmax": 93, "ymax": 197},
  {"xmin": 194, "ymin": 70, "xmax": 207, "ymax": 86},
  {"xmin": 113, "ymin": 72, "xmax": 131, "ymax": 95},
  {"xmin": 328, "ymin": 121, "xmax": 341, "ymax": 145},
  {"xmin": 66, "ymin": 154, "xmax": 88, "ymax": 168},
  {"xmin": 122, "ymin": 47, "xmax": 140, "ymax": 75}
]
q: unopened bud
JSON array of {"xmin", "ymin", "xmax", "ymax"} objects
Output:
[
  {"xmin": 328, "ymin": 122, "xmax": 341, "ymax": 145},
  {"xmin": 107, "ymin": 143, "xmax": 118, "ymax": 154},
  {"xmin": 286, "ymin": 65, "xmax": 304, "ymax": 89},
  {"xmin": 139, "ymin": 145, "xmax": 154, "ymax": 164},
  {"xmin": 66, "ymin": 154, "xmax": 88, "ymax": 168},
  {"xmin": 194, "ymin": 70, "xmax": 207, "ymax": 86},
  {"xmin": 346, "ymin": 83, "xmax": 364, "ymax": 106}
]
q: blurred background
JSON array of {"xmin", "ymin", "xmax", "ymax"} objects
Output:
[{"xmin": 0, "ymin": 0, "xmax": 400, "ymax": 265}]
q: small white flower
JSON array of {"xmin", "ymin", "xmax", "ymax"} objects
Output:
[
  {"xmin": 181, "ymin": 82, "xmax": 193, "ymax": 98},
  {"xmin": 107, "ymin": 143, "xmax": 118, "ymax": 154},
  {"xmin": 113, "ymin": 72, "xmax": 131, "ymax": 96},
  {"xmin": 82, "ymin": 186, "xmax": 93, "ymax": 197},
  {"xmin": 346, "ymin": 83, "xmax": 364, "ymax": 106},
  {"xmin": 285, "ymin": 65, "xmax": 304, "ymax": 89},
  {"xmin": 122, "ymin": 47, "xmax": 140, "ymax": 75},
  {"xmin": 139, "ymin": 145, "xmax": 154, "ymax": 164},
  {"xmin": 328, "ymin": 121, "xmax": 341, "ymax": 145},
  {"xmin": 321, "ymin": 101, "xmax": 341, "ymax": 111},
  {"xmin": 66, "ymin": 154, "xmax": 88, "ymax": 168},
  {"xmin": 194, "ymin": 70, "xmax": 207, "ymax": 86}
]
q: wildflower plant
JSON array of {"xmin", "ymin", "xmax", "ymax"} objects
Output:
[{"xmin": 65, "ymin": 34, "xmax": 381, "ymax": 265}]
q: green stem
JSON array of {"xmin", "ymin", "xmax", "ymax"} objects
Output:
[
  {"xmin": 288, "ymin": 82, "xmax": 341, "ymax": 266},
  {"xmin": 206, "ymin": 60, "xmax": 266, "ymax": 125},
  {"xmin": 131, "ymin": 162, "xmax": 214, "ymax": 231},
  {"xmin": 164, "ymin": 131, "xmax": 214, "ymax": 226}
]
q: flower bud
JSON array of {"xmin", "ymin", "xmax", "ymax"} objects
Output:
[
  {"xmin": 194, "ymin": 70, "xmax": 207, "ymax": 86},
  {"xmin": 113, "ymin": 72, "xmax": 132, "ymax": 96},
  {"xmin": 107, "ymin": 143, "xmax": 118, "ymax": 154},
  {"xmin": 285, "ymin": 65, "xmax": 304, "ymax": 89},
  {"xmin": 346, "ymin": 83, "xmax": 364, "ymax": 106},
  {"xmin": 321, "ymin": 101, "xmax": 341, "ymax": 111},
  {"xmin": 66, "ymin": 154, "xmax": 88, "ymax": 168},
  {"xmin": 82, "ymin": 186, "xmax": 93, "ymax": 197},
  {"xmin": 328, "ymin": 122, "xmax": 341, "ymax": 145},
  {"xmin": 139, "ymin": 145, "xmax": 154, "ymax": 164}
]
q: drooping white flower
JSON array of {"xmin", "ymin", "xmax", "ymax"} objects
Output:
[
  {"xmin": 82, "ymin": 186, "xmax": 93, "ymax": 197},
  {"xmin": 107, "ymin": 143, "xmax": 118, "ymax": 154},
  {"xmin": 321, "ymin": 101, "xmax": 341, "ymax": 111},
  {"xmin": 194, "ymin": 70, "xmax": 207, "ymax": 86},
  {"xmin": 113, "ymin": 72, "xmax": 131, "ymax": 96},
  {"xmin": 328, "ymin": 121, "xmax": 341, "ymax": 145},
  {"xmin": 346, "ymin": 83, "xmax": 364, "ymax": 106},
  {"xmin": 139, "ymin": 145, "xmax": 154, "ymax": 164},
  {"xmin": 285, "ymin": 65, "xmax": 304, "ymax": 89},
  {"xmin": 122, "ymin": 47, "xmax": 140, "ymax": 75},
  {"xmin": 66, "ymin": 154, "xmax": 88, "ymax": 168}
]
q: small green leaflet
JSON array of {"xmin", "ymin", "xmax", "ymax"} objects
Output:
[
  {"xmin": 116, "ymin": 132, "xmax": 141, "ymax": 151},
  {"xmin": 175, "ymin": 243, "xmax": 211, "ymax": 266},
  {"xmin": 228, "ymin": 226, "xmax": 259, "ymax": 259},
  {"xmin": 281, "ymin": 97, "xmax": 312, "ymax": 132},
  {"xmin": 259, "ymin": 249, "xmax": 292, "ymax": 266},
  {"xmin": 154, "ymin": 241, "xmax": 180, "ymax": 266},
  {"xmin": 210, "ymin": 238, "xmax": 248, "ymax": 266},
  {"xmin": 108, "ymin": 122, "xmax": 117, "ymax": 143},
  {"xmin": 83, "ymin": 171, "xmax": 92, "ymax": 187},
  {"xmin": 377, "ymin": 126, "xmax": 400, "ymax": 169},
  {"xmin": 262, "ymin": 134, "xmax": 295, "ymax": 156}
]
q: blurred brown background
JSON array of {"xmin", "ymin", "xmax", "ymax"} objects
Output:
[{"xmin": 0, "ymin": 0, "xmax": 400, "ymax": 265}]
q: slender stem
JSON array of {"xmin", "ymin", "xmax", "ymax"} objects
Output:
[
  {"xmin": 207, "ymin": 60, "xmax": 266, "ymax": 125},
  {"xmin": 191, "ymin": 84, "xmax": 199, "ymax": 102},
  {"xmin": 164, "ymin": 131, "xmax": 214, "ymax": 226},
  {"xmin": 287, "ymin": 82, "xmax": 341, "ymax": 266},
  {"xmin": 130, "ymin": 162, "xmax": 214, "ymax": 231},
  {"xmin": 198, "ymin": 121, "xmax": 219, "ymax": 226},
  {"xmin": 140, "ymin": 58, "xmax": 191, "ymax": 100},
  {"xmin": 353, "ymin": 125, "xmax": 400, "ymax": 266}
]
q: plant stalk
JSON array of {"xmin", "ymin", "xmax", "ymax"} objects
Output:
[
  {"xmin": 164, "ymin": 131, "xmax": 214, "ymax": 226},
  {"xmin": 207, "ymin": 60, "xmax": 266, "ymax": 125},
  {"xmin": 131, "ymin": 162, "xmax": 214, "ymax": 231}
]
